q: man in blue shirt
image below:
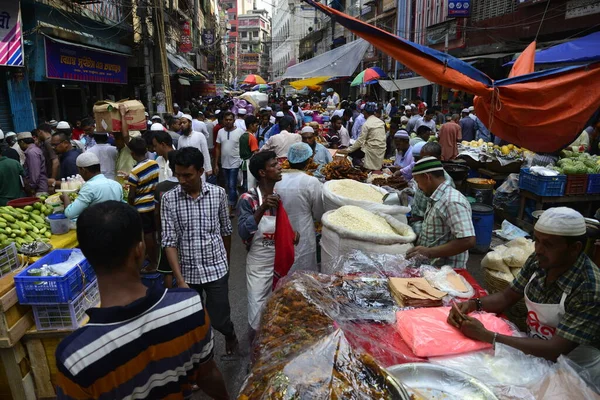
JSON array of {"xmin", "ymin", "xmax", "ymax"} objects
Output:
[
  {"xmin": 51, "ymin": 132, "xmax": 81, "ymax": 183},
  {"xmin": 61, "ymin": 152, "xmax": 124, "ymax": 220},
  {"xmin": 301, "ymin": 126, "xmax": 332, "ymax": 166},
  {"xmin": 459, "ymin": 108, "xmax": 477, "ymax": 142}
]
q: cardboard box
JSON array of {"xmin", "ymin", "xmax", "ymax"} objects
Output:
[{"xmin": 93, "ymin": 99, "xmax": 147, "ymax": 133}]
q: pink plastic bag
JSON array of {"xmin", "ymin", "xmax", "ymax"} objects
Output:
[{"xmin": 396, "ymin": 307, "xmax": 514, "ymax": 358}]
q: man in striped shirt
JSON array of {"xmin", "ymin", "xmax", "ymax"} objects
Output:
[
  {"xmin": 56, "ymin": 201, "xmax": 229, "ymax": 399},
  {"xmin": 128, "ymin": 137, "xmax": 160, "ymax": 271}
]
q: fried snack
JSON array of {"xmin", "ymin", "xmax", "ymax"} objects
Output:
[
  {"xmin": 370, "ymin": 175, "xmax": 409, "ymax": 190},
  {"xmin": 322, "ymin": 158, "xmax": 368, "ymax": 181},
  {"xmin": 239, "ymin": 274, "xmax": 402, "ymax": 399}
]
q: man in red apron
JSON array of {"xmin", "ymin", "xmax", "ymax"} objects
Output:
[{"xmin": 449, "ymin": 207, "xmax": 600, "ymax": 385}]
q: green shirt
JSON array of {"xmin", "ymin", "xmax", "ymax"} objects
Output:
[
  {"xmin": 0, "ymin": 156, "xmax": 24, "ymax": 206},
  {"xmin": 116, "ymin": 146, "xmax": 137, "ymax": 175},
  {"xmin": 511, "ymin": 253, "xmax": 600, "ymax": 346}
]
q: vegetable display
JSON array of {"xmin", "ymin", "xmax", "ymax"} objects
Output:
[
  {"xmin": 0, "ymin": 204, "xmax": 53, "ymax": 247},
  {"xmin": 555, "ymin": 151, "xmax": 600, "ymax": 174}
]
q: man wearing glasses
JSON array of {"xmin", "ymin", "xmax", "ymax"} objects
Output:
[{"xmin": 50, "ymin": 132, "xmax": 81, "ymax": 186}]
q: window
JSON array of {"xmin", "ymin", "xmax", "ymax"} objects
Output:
[
  {"xmin": 242, "ymin": 44, "xmax": 248, "ymax": 50},
  {"xmin": 231, "ymin": 26, "xmax": 236, "ymax": 33},
  {"xmin": 252, "ymin": 31, "xmax": 259, "ymax": 38},
  {"xmin": 241, "ymin": 31, "xmax": 247, "ymax": 38},
  {"xmin": 472, "ymin": 0, "xmax": 516, "ymax": 22}
]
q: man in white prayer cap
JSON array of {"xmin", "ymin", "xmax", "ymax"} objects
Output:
[
  {"xmin": 235, "ymin": 108, "xmax": 247, "ymax": 131},
  {"xmin": 449, "ymin": 207, "xmax": 600, "ymax": 383},
  {"xmin": 393, "ymin": 129, "xmax": 414, "ymax": 181}
]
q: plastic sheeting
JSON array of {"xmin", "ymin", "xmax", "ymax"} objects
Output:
[
  {"xmin": 378, "ymin": 77, "xmax": 433, "ymax": 92},
  {"xmin": 289, "ymin": 76, "xmax": 331, "ymax": 89},
  {"xmin": 281, "ymin": 39, "xmax": 370, "ymax": 79},
  {"xmin": 506, "ymin": 31, "xmax": 600, "ymax": 66}
]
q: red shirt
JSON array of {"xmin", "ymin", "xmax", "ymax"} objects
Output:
[
  {"xmin": 213, "ymin": 123, "xmax": 222, "ymax": 148},
  {"xmin": 72, "ymin": 128, "xmax": 84, "ymax": 140}
]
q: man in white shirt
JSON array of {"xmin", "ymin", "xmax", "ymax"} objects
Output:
[
  {"xmin": 86, "ymin": 132, "xmax": 118, "ymax": 180},
  {"xmin": 325, "ymin": 88, "xmax": 340, "ymax": 110},
  {"xmin": 215, "ymin": 111, "xmax": 244, "ymax": 216},
  {"xmin": 414, "ymin": 109, "xmax": 437, "ymax": 134},
  {"xmin": 150, "ymin": 126, "xmax": 175, "ymax": 182},
  {"xmin": 177, "ymin": 114, "xmax": 212, "ymax": 182},
  {"xmin": 191, "ymin": 110, "xmax": 210, "ymax": 140},
  {"xmin": 235, "ymin": 108, "xmax": 247, "ymax": 132},
  {"xmin": 203, "ymin": 111, "xmax": 215, "ymax": 151},
  {"xmin": 173, "ymin": 103, "xmax": 183, "ymax": 118},
  {"xmin": 262, "ymin": 116, "xmax": 301, "ymax": 159}
]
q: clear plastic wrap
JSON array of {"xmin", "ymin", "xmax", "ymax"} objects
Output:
[
  {"xmin": 323, "ymin": 250, "xmax": 413, "ymax": 277},
  {"xmin": 529, "ymin": 355, "xmax": 600, "ymax": 400},
  {"xmin": 239, "ymin": 273, "xmax": 408, "ymax": 399},
  {"xmin": 395, "ymin": 307, "xmax": 516, "ymax": 358},
  {"xmin": 420, "ymin": 265, "xmax": 475, "ymax": 299}
]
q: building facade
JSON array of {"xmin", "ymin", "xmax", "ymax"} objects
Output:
[{"xmin": 238, "ymin": 9, "xmax": 272, "ymax": 81}]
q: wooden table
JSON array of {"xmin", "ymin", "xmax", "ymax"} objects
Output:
[{"xmin": 515, "ymin": 189, "xmax": 600, "ymax": 232}]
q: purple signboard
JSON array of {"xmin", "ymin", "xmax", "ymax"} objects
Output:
[
  {"xmin": 45, "ymin": 37, "xmax": 127, "ymax": 84},
  {"xmin": 448, "ymin": 0, "xmax": 471, "ymax": 17}
]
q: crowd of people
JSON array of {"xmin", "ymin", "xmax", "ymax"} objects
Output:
[{"xmin": 1, "ymin": 91, "xmax": 598, "ymax": 399}]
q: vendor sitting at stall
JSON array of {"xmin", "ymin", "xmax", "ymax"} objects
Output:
[
  {"xmin": 62, "ymin": 152, "xmax": 124, "ymax": 220},
  {"xmin": 409, "ymin": 125, "xmax": 433, "ymax": 147},
  {"xmin": 449, "ymin": 207, "xmax": 600, "ymax": 382},
  {"xmin": 406, "ymin": 156, "xmax": 475, "ymax": 268},
  {"xmin": 392, "ymin": 129, "xmax": 414, "ymax": 181},
  {"xmin": 337, "ymin": 103, "xmax": 386, "ymax": 171},
  {"xmin": 301, "ymin": 126, "xmax": 332, "ymax": 166}
]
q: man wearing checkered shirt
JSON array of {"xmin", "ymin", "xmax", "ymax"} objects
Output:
[
  {"xmin": 406, "ymin": 156, "xmax": 476, "ymax": 269},
  {"xmin": 161, "ymin": 147, "xmax": 238, "ymax": 356}
]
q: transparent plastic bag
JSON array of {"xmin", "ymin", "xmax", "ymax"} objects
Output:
[
  {"xmin": 239, "ymin": 274, "xmax": 407, "ymax": 399},
  {"xmin": 323, "ymin": 250, "xmax": 413, "ymax": 277},
  {"xmin": 530, "ymin": 355, "xmax": 600, "ymax": 400},
  {"xmin": 421, "ymin": 265, "xmax": 475, "ymax": 299}
]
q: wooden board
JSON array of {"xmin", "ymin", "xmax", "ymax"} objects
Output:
[
  {"xmin": 24, "ymin": 339, "xmax": 55, "ymax": 399},
  {"xmin": 0, "ymin": 342, "xmax": 35, "ymax": 400},
  {"xmin": 0, "ymin": 280, "xmax": 34, "ymax": 348}
]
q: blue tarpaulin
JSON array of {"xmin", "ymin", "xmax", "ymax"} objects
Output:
[{"xmin": 505, "ymin": 31, "xmax": 600, "ymax": 66}]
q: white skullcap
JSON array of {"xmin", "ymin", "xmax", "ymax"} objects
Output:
[
  {"xmin": 76, "ymin": 152, "xmax": 100, "ymax": 168},
  {"xmin": 16, "ymin": 132, "xmax": 32, "ymax": 140},
  {"xmin": 57, "ymin": 121, "xmax": 70, "ymax": 129},
  {"xmin": 401, "ymin": 116, "xmax": 409, "ymax": 123},
  {"xmin": 468, "ymin": 106, "xmax": 475, "ymax": 112},
  {"xmin": 300, "ymin": 126, "xmax": 314, "ymax": 134},
  {"xmin": 404, "ymin": 105, "xmax": 411, "ymax": 111},
  {"xmin": 535, "ymin": 207, "xmax": 586, "ymax": 237},
  {"xmin": 360, "ymin": 104, "xmax": 365, "ymax": 110},
  {"xmin": 238, "ymin": 108, "xmax": 247, "ymax": 115},
  {"xmin": 150, "ymin": 123, "xmax": 164, "ymax": 131},
  {"xmin": 173, "ymin": 103, "xmax": 179, "ymax": 108},
  {"xmin": 462, "ymin": 108, "xmax": 470, "ymax": 113},
  {"xmin": 181, "ymin": 113, "xmax": 193, "ymax": 122},
  {"xmin": 394, "ymin": 129, "xmax": 409, "ymax": 139},
  {"xmin": 287, "ymin": 100, "xmax": 292, "ymax": 106},
  {"xmin": 215, "ymin": 110, "xmax": 221, "ymax": 115},
  {"xmin": 151, "ymin": 115, "xmax": 161, "ymax": 120},
  {"xmin": 423, "ymin": 102, "xmax": 427, "ymax": 107},
  {"xmin": 129, "ymin": 130, "xmax": 142, "ymax": 138},
  {"xmin": 265, "ymin": 107, "xmax": 272, "ymax": 111},
  {"xmin": 276, "ymin": 111, "xmax": 284, "ymax": 117},
  {"xmin": 0, "ymin": 129, "xmax": 3, "ymax": 140},
  {"xmin": 5, "ymin": 131, "xmax": 16, "ymax": 138},
  {"xmin": 144, "ymin": 112, "xmax": 149, "ymax": 117},
  {"xmin": 410, "ymin": 104, "xmax": 416, "ymax": 108}
]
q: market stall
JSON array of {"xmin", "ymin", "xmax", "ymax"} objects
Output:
[{"xmin": 240, "ymin": 250, "xmax": 599, "ymax": 399}]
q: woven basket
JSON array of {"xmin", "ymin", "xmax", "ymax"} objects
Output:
[{"xmin": 483, "ymin": 268, "xmax": 528, "ymax": 331}]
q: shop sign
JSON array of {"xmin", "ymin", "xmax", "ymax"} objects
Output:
[
  {"xmin": 44, "ymin": 37, "xmax": 127, "ymax": 84},
  {"xmin": 447, "ymin": 0, "xmax": 471, "ymax": 17},
  {"xmin": 180, "ymin": 21, "xmax": 192, "ymax": 53},
  {"xmin": 426, "ymin": 19, "xmax": 465, "ymax": 50},
  {"xmin": 566, "ymin": 0, "xmax": 600, "ymax": 19},
  {"xmin": 202, "ymin": 29, "xmax": 215, "ymax": 46},
  {"xmin": 0, "ymin": 0, "xmax": 23, "ymax": 66}
]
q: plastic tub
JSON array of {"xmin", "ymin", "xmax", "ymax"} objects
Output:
[{"xmin": 47, "ymin": 213, "xmax": 70, "ymax": 235}]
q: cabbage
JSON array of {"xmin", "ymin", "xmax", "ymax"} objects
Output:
[
  {"xmin": 561, "ymin": 150, "xmax": 574, "ymax": 158},
  {"xmin": 563, "ymin": 165, "xmax": 579, "ymax": 175}
]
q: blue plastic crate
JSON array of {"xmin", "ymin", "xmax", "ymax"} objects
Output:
[
  {"xmin": 588, "ymin": 174, "xmax": 600, "ymax": 194},
  {"xmin": 14, "ymin": 249, "xmax": 96, "ymax": 304},
  {"xmin": 519, "ymin": 168, "xmax": 566, "ymax": 197}
]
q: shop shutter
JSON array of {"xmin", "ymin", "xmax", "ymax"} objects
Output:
[
  {"xmin": 0, "ymin": 74, "xmax": 13, "ymax": 132},
  {"xmin": 6, "ymin": 72, "xmax": 35, "ymax": 133}
]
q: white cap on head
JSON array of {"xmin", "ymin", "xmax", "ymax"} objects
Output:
[
  {"xmin": 360, "ymin": 104, "xmax": 365, "ymax": 110},
  {"xmin": 5, "ymin": 131, "xmax": 16, "ymax": 138},
  {"xmin": 468, "ymin": 106, "xmax": 475, "ymax": 112},
  {"xmin": 265, "ymin": 106, "xmax": 272, "ymax": 111},
  {"xmin": 0, "ymin": 129, "xmax": 3, "ymax": 140},
  {"xmin": 404, "ymin": 105, "xmax": 411, "ymax": 111},
  {"xmin": 181, "ymin": 114, "xmax": 193, "ymax": 122},
  {"xmin": 327, "ymin": 88, "xmax": 333, "ymax": 92},
  {"xmin": 173, "ymin": 103, "xmax": 179, "ymax": 108},
  {"xmin": 150, "ymin": 123, "xmax": 164, "ymax": 131},
  {"xmin": 151, "ymin": 115, "xmax": 161, "ymax": 120},
  {"xmin": 238, "ymin": 108, "xmax": 247, "ymax": 115},
  {"xmin": 423, "ymin": 102, "xmax": 427, "ymax": 107},
  {"xmin": 129, "ymin": 130, "xmax": 142, "ymax": 138},
  {"xmin": 287, "ymin": 100, "xmax": 292, "ymax": 106},
  {"xmin": 535, "ymin": 207, "xmax": 587, "ymax": 237},
  {"xmin": 301, "ymin": 126, "xmax": 314, "ymax": 134},
  {"xmin": 276, "ymin": 111, "xmax": 284, "ymax": 117},
  {"xmin": 462, "ymin": 108, "xmax": 470, "ymax": 113},
  {"xmin": 144, "ymin": 112, "xmax": 149, "ymax": 117},
  {"xmin": 48, "ymin": 120, "xmax": 58, "ymax": 127},
  {"xmin": 57, "ymin": 121, "xmax": 70, "ymax": 130},
  {"xmin": 76, "ymin": 152, "xmax": 100, "ymax": 168},
  {"xmin": 215, "ymin": 110, "xmax": 221, "ymax": 115},
  {"xmin": 401, "ymin": 116, "xmax": 409, "ymax": 123},
  {"xmin": 410, "ymin": 103, "xmax": 416, "ymax": 108},
  {"xmin": 17, "ymin": 132, "xmax": 32, "ymax": 140}
]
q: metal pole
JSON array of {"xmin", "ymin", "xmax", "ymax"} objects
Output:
[{"xmin": 141, "ymin": 0, "xmax": 153, "ymax": 114}]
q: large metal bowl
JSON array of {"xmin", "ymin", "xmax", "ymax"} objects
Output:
[{"xmin": 386, "ymin": 363, "xmax": 499, "ymax": 400}]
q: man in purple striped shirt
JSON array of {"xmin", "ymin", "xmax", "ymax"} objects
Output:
[{"xmin": 18, "ymin": 131, "xmax": 48, "ymax": 195}]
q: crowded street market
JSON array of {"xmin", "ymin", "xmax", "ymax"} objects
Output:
[{"xmin": 0, "ymin": 0, "xmax": 600, "ymax": 399}]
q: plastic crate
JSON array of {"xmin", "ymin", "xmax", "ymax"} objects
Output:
[
  {"xmin": 587, "ymin": 174, "xmax": 600, "ymax": 194},
  {"xmin": 565, "ymin": 174, "xmax": 588, "ymax": 195},
  {"xmin": 0, "ymin": 243, "xmax": 19, "ymax": 277},
  {"xmin": 32, "ymin": 280, "xmax": 99, "ymax": 331},
  {"xmin": 141, "ymin": 273, "xmax": 165, "ymax": 289},
  {"xmin": 14, "ymin": 249, "xmax": 96, "ymax": 304},
  {"xmin": 518, "ymin": 168, "xmax": 566, "ymax": 197}
]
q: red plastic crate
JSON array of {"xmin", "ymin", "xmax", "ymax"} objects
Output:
[{"xmin": 565, "ymin": 174, "xmax": 588, "ymax": 195}]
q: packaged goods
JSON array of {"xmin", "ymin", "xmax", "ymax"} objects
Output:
[
  {"xmin": 93, "ymin": 99, "xmax": 146, "ymax": 132},
  {"xmin": 327, "ymin": 205, "xmax": 397, "ymax": 235},
  {"xmin": 481, "ymin": 251, "xmax": 511, "ymax": 275},
  {"xmin": 389, "ymin": 277, "xmax": 446, "ymax": 307},
  {"xmin": 328, "ymin": 179, "xmax": 385, "ymax": 203}
]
